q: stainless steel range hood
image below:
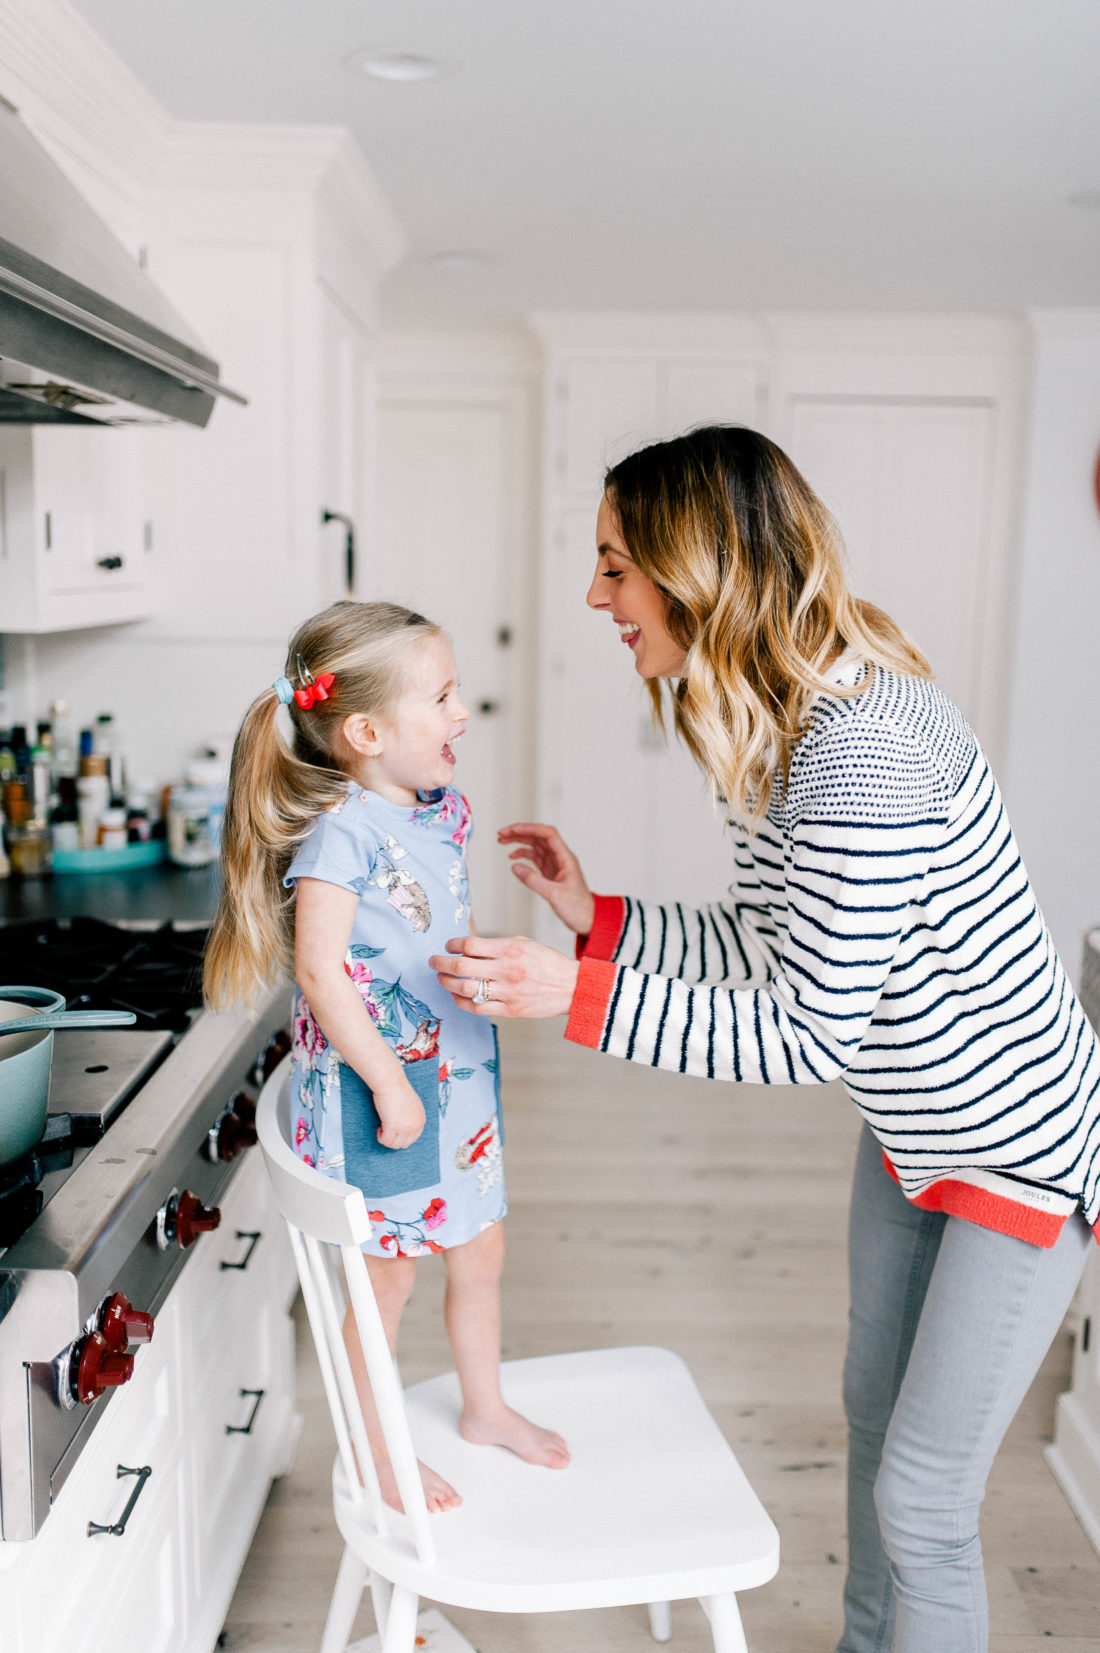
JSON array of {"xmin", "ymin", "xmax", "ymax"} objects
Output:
[{"xmin": 0, "ymin": 96, "xmax": 246, "ymax": 428}]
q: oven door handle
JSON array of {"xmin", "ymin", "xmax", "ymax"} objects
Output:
[
  {"xmin": 88, "ymin": 1463, "xmax": 152, "ymax": 1536},
  {"xmin": 219, "ymin": 1229, "xmax": 262, "ymax": 1271},
  {"xmin": 226, "ymin": 1388, "xmax": 265, "ymax": 1436}
]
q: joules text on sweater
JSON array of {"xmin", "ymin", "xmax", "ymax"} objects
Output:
[{"xmin": 565, "ymin": 664, "xmax": 1100, "ymax": 1247}]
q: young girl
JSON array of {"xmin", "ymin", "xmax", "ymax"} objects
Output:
[{"xmin": 204, "ymin": 600, "xmax": 569, "ymax": 1513}]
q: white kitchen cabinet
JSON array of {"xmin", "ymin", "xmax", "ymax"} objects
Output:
[
  {"xmin": 1047, "ymin": 1253, "xmax": 1100, "ymax": 1558},
  {"xmin": 0, "ymin": 1146, "xmax": 299, "ymax": 1653},
  {"xmin": 138, "ymin": 128, "xmax": 406, "ymax": 643},
  {"xmin": 0, "ymin": 423, "xmax": 154, "ymax": 632}
]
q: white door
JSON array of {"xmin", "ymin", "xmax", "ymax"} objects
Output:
[
  {"xmin": 537, "ymin": 355, "xmax": 764, "ymax": 947},
  {"xmin": 375, "ymin": 389, "xmax": 533, "ymax": 934}
]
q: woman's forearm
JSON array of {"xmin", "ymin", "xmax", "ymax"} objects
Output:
[{"xmin": 579, "ymin": 892, "xmax": 779, "ymax": 986}]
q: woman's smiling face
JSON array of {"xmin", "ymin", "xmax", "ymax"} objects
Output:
[{"xmin": 586, "ymin": 494, "xmax": 688, "ymax": 679}]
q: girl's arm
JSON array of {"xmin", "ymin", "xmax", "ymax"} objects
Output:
[{"xmin": 296, "ymin": 877, "xmax": 425, "ymax": 1149}]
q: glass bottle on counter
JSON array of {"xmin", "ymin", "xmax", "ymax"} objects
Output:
[
  {"xmin": 49, "ymin": 699, "xmax": 76, "ymax": 781},
  {"xmin": 77, "ymin": 755, "xmax": 110, "ymax": 849},
  {"xmin": 10, "ymin": 726, "xmax": 30, "ymax": 780},
  {"xmin": 125, "ymin": 785, "xmax": 153, "ymax": 843},
  {"xmin": 5, "ymin": 788, "xmax": 52, "ymax": 879},
  {"xmin": 95, "ymin": 712, "xmax": 126, "ymax": 804},
  {"xmin": 49, "ymin": 777, "xmax": 80, "ymax": 852}
]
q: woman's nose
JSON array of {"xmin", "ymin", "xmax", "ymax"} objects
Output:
[{"xmin": 585, "ymin": 565, "xmax": 606, "ymax": 610}]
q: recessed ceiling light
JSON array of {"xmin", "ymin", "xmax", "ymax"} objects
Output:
[
  {"xmin": 1068, "ymin": 189, "xmax": 1100, "ymax": 210},
  {"xmin": 344, "ymin": 48, "xmax": 447, "ymax": 83}
]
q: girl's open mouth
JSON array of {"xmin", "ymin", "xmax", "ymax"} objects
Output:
[
  {"xmin": 442, "ymin": 743, "xmax": 456, "ymax": 764},
  {"xmin": 617, "ymin": 621, "xmax": 641, "ymax": 649}
]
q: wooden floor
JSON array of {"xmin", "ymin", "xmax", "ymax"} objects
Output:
[{"xmin": 221, "ymin": 1019, "xmax": 1100, "ymax": 1652}]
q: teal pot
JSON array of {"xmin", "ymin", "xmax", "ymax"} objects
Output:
[{"xmin": 0, "ymin": 987, "xmax": 66, "ymax": 1167}]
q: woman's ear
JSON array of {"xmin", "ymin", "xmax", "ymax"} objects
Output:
[{"xmin": 341, "ymin": 711, "xmax": 382, "ymax": 759}]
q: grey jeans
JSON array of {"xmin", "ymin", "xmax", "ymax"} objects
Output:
[{"xmin": 838, "ymin": 1124, "xmax": 1094, "ymax": 1653}]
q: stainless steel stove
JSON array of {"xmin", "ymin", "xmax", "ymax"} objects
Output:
[{"xmin": 0, "ymin": 919, "xmax": 291, "ymax": 1541}]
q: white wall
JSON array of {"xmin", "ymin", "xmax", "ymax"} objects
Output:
[{"xmin": 1000, "ymin": 313, "xmax": 1100, "ymax": 979}]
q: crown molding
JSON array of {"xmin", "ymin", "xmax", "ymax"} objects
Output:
[
  {"xmin": 379, "ymin": 325, "xmax": 540, "ymax": 380},
  {"xmin": 760, "ymin": 311, "xmax": 1027, "ymax": 357},
  {"xmin": 528, "ymin": 310, "xmax": 769, "ymax": 358},
  {"xmin": 1027, "ymin": 308, "xmax": 1100, "ymax": 341}
]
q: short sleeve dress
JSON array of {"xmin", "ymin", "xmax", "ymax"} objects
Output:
[{"xmin": 285, "ymin": 783, "xmax": 506, "ymax": 1259}]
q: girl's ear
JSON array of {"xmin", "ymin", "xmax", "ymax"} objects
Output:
[{"xmin": 342, "ymin": 711, "xmax": 382, "ymax": 758}]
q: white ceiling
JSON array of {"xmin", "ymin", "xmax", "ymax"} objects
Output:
[{"xmin": 72, "ymin": 0, "xmax": 1100, "ymax": 326}]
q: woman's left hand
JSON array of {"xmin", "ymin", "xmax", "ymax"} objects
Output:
[{"xmin": 430, "ymin": 935, "xmax": 580, "ymax": 1019}]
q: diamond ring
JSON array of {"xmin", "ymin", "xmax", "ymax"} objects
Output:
[{"xmin": 472, "ymin": 978, "xmax": 492, "ymax": 1006}]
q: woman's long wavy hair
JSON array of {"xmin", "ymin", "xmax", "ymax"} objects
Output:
[
  {"xmin": 604, "ymin": 426, "xmax": 931, "ymax": 826},
  {"xmin": 203, "ymin": 600, "xmax": 440, "ymax": 1010}
]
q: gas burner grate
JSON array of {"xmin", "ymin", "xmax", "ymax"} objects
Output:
[{"xmin": 0, "ymin": 919, "xmax": 209, "ymax": 1033}]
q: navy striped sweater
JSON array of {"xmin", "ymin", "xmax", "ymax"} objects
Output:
[{"xmin": 565, "ymin": 663, "xmax": 1100, "ymax": 1247}]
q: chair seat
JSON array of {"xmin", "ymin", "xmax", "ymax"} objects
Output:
[{"xmin": 333, "ymin": 1345, "xmax": 780, "ymax": 1615}]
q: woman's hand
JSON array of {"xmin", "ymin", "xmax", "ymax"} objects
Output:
[
  {"xmin": 430, "ymin": 934, "xmax": 580, "ymax": 1020},
  {"xmin": 370, "ymin": 1073, "xmax": 427, "ymax": 1151},
  {"xmin": 497, "ymin": 821, "xmax": 596, "ymax": 937}
]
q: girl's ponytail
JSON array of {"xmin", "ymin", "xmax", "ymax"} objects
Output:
[
  {"xmin": 203, "ymin": 599, "xmax": 440, "ymax": 1010},
  {"xmin": 202, "ymin": 686, "xmax": 346, "ymax": 1009}
]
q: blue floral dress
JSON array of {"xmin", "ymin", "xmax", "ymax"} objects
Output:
[{"xmin": 285, "ymin": 783, "xmax": 505, "ymax": 1258}]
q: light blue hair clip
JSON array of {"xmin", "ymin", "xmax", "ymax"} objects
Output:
[{"xmin": 272, "ymin": 676, "xmax": 296, "ymax": 705}]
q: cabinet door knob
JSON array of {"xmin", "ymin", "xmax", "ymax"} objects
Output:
[{"xmin": 96, "ymin": 556, "xmax": 124, "ymax": 571}]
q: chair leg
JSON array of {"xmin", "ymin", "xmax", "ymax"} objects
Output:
[
  {"xmin": 700, "ymin": 1592, "xmax": 748, "ymax": 1653},
  {"xmin": 380, "ymin": 1585, "xmax": 420, "ymax": 1653},
  {"xmin": 320, "ymin": 1544, "xmax": 369, "ymax": 1653},
  {"xmin": 648, "ymin": 1600, "xmax": 672, "ymax": 1641},
  {"xmin": 369, "ymin": 1570, "xmax": 392, "ymax": 1639}
]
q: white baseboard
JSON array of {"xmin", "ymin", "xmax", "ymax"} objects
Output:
[{"xmin": 1046, "ymin": 1392, "xmax": 1100, "ymax": 1559}]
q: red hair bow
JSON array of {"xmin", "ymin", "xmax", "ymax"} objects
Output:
[{"xmin": 294, "ymin": 673, "xmax": 335, "ymax": 710}]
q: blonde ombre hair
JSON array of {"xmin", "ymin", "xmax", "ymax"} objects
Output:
[
  {"xmin": 203, "ymin": 600, "xmax": 441, "ymax": 1010},
  {"xmin": 604, "ymin": 427, "xmax": 932, "ymax": 826}
]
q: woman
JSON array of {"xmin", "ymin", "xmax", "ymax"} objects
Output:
[{"xmin": 430, "ymin": 426, "xmax": 1100, "ymax": 1653}]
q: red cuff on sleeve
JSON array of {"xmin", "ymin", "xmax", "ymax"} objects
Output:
[
  {"xmin": 575, "ymin": 894, "xmax": 627, "ymax": 961},
  {"xmin": 565, "ymin": 958, "xmax": 620, "ymax": 1049}
]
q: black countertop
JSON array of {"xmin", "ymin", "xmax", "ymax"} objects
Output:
[{"xmin": 0, "ymin": 862, "xmax": 221, "ymax": 925}]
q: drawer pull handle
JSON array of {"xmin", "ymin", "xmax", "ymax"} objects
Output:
[
  {"xmin": 220, "ymin": 1229, "xmax": 261, "ymax": 1271},
  {"xmin": 96, "ymin": 555, "xmax": 124, "ymax": 571},
  {"xmin": 226, "ymin": 1388, "xmax": 265, "ymax": 1436},
  {"xmin": 88, "ymin": 1463, "xmax": 152, "ymax": 1536}
]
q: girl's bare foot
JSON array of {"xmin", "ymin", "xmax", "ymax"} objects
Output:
[
  {"xmin": 460, "ymin": 1406, "xmax": 571, "ymax": 1468},
  {"xmin": 376, "ymin": 1456, "xmax": 462, "ymax": 1515}
]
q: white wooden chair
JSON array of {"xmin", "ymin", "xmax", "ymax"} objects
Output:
[{"xmin": 257, "ymin": 1058, "xmax": 779, "ymax": 1653}]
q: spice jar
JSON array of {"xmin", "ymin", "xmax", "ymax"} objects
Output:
[
  {"xmin": 8, "ymin": 821, "xmax": 53, "ymax": 879},
  {"xmin": 77, "ymin": 755, "xmax": 110, "ymax": 849}
]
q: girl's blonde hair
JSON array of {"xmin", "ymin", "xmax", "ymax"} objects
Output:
[
  {"xmin": 604, "ymin": 426, "xmax": 931, "ymax": 826},
  {"xmin": 203, "ymin": 600, "xmax": 440, "ymax": 1010}
]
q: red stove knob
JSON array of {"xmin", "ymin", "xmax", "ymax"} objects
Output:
[
  {"xmin": 261, "ymin": 1029, "xmax": 292, "ymax": 1079},
  {"xmin": 156, "ymin": 1188, "xmax": 221, "ymax": 1249},
  {"xmin": 212, "ymin": 1104, "xmax": 258, "ymax": 1163},
  {"xmin": 174, "ymin": 1189, "xmax": 221, "ymax": 1248},
  {"xmin": 73, "ymin": 1330, "xmax": 135, "ymax": 1406},
  {"xmin": 232, "ymin": 1090, "xmax": 257, "ymax": 1129},
  {"xmin": 98, "ymin": 1292, "xmax": 155, "ymax": 1353}
]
